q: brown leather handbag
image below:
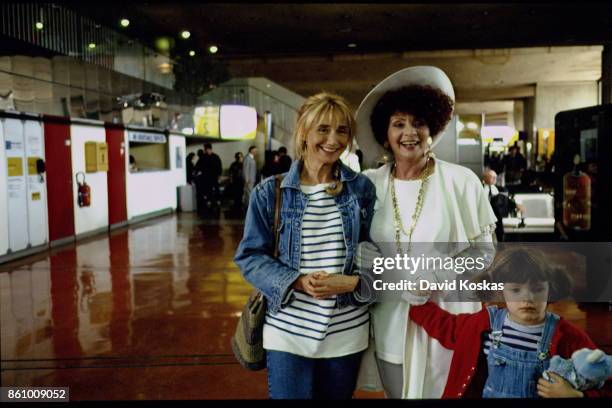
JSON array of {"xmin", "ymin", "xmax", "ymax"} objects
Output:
[{"xmin": 231, "ymin": 175, "xmax": 283, "ymax": 371}]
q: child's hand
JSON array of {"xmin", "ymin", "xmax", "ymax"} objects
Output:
[{"xmin": 537, "ymin": 372, "xmax": 584, "ymax": 398}]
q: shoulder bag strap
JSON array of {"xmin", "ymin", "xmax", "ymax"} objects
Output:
[{"xmin": 272, "ymin": 175, "xmax": 284, "ymax": 258}]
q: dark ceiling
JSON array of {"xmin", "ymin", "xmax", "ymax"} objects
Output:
[{"xmin": 67, "ymin": 2, "xmax": 612, "ymax": 60}]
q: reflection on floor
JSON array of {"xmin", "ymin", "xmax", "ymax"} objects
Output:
[{"xmin": 1, "ymin": 213, "xmax": 610, "ymax": 400}]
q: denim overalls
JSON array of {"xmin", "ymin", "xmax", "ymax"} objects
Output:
[{"xmin": 482, "ymin": 306, "xmax": 560, "ymax": 398}]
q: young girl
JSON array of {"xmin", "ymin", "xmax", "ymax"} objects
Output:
[{"xmin": 408, "ymin": 247, "xmax": 609, "ymax": 398}]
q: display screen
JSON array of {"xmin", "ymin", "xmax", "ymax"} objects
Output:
[{"xmin": 219, "ymin": 105, "xmax": 257, "ymax": 140}]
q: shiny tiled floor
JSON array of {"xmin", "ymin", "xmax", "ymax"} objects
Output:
[{"xmin": 1, "ymin": 213, "xmax": 610, "ymax": 400}]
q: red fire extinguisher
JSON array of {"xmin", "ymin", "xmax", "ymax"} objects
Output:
[{"xmin": 76, "ymin": 172, "xmax": 91, "ymax": 207}]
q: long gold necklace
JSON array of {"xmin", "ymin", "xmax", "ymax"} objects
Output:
[{"xmin": 390, "ymin": 157, "xmax": 432, "ymax": 254}]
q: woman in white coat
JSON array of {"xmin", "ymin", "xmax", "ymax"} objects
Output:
[{"xmin": 355, "ymin": 66, "xmax": 497, "ymax": 398}]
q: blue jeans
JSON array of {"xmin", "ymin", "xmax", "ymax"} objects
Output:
[{"xmin": 266, "ymin": 350, "xmax": 363, "ymax": 399}]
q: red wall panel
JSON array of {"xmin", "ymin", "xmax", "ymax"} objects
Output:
[
  {"xmin": 106, "ymin": 127, "xmax": 127, "ymax": 226},
  {"xmin": 43, "ymin": 120, "xmax": 75, "ymax": 242}
]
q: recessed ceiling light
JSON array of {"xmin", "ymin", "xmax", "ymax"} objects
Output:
[
  {"xmin": 189, "ymin": 50, "xmax": 196, "ymax": 57},
  {"xmin": 120, "ymin": 18, "xmax": 130, "ymax": 28},
  {"xmin": 35, "ymin": 22, "xmax": 44, "ymax": 30},
  {"xmin": 180, "ymin": 30, "xmax": 191, "ymax": 39},
  {"xmin": 209, "ymin": 45, "xmax": 218, "ymax": 54},
  {"xmin": 88, "ymin": 43, "xmax": 96, "ymax": 49},
  {"xmin": 348, "ymin": 43, "xmax": 357, "ymax": 48}
]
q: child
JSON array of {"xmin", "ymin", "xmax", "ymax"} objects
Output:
[{"xmin": 408, "ymin": 247, "xmax": 609, "ymax": 398}]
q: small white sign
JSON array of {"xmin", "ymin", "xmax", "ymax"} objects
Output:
[{"xmin": 128, "ymin": 131, "xmax": 167, "ymax": 144}]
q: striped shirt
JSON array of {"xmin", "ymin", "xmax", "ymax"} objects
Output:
[
  {"xmin": 262, "ymin": 184, "xmax": 369, "ymax": 358},
  {"xmin": 483, "ymin": 316, "xmax": 544, "ymax": 356}
]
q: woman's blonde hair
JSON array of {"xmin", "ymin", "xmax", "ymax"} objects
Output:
[
  {"xmin": 293, "ymin": 92, "xmax": 356, "ymax": 196},
  {"xmin": 294, "ymin": 92, "xmax": 356, "ymax": 161}
]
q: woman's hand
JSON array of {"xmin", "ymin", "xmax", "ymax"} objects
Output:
[
  {"xmin": 537, "ymin": 372, "xmax": 583, "ymax": 398},
  {"xmin": 293, "ymin": 272, "xmax": 359, "ymax": 299}
]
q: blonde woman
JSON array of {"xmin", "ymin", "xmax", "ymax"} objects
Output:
[
  {"xmin": 235, "ymin": 92, "xmax": 377, "ymax": 399},
  {"xmin": 355, "ymin": 67, "xmax": 497, "ymax": 398}
]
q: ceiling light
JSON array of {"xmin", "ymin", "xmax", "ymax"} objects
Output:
[
  {"xmin": 348, "ymin": 43, "xmax": 357, "ymax": 48},
  {"xmin": 180, "ymin": 30, "xmax": 191, "ymax": 39},
  {"xmin": 155, "ymin": 37, "xmax": 171, "ymax": 52},
  {"xmin": 35, "ymin": 22, "xmax": 44, "ymax": 30},
  {"xmin": 158, "ymin": 62, "xmax": 172, "ymax": 74},
  {"xmin": 467, "ymin": 122, "xmax": 479, "ymax": 130},
  {"xmin": 120, "ymin": 18, "xmax": 130, "ymax": 28},
  {"xmin": 189, "ymin": 50, "xmax": 196, "ymax": 57},
  {"xmin": 88, "ymin": 43, "xmax": 96, "ymax": 49},
  {"xmin": 209, "ymin": 45, "xmax": 218, "ymax": 54}
]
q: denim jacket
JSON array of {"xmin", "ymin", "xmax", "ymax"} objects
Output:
[{"xmin": 234, "ymin": 160, "xmax": 376, "ymax": 314}]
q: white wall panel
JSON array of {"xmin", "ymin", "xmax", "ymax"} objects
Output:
[
  {"xmin": 3, "ymin": 118, "xmax": 28, "ymax": 252},
  {"xmin": 24, "ymin": 120, "xmax": 48, "ymax": 247},
  {"xmin": 0, "ymin": 121, "xmax": 9, "ymax": 256},
  {"xmin": 70, "ymin": 124, "xmax": 108, "ymax": 235}
]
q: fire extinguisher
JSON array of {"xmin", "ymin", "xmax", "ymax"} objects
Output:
[{"xmin": 76, "ymin": 172, "xmax": 91, "ymax": 207}]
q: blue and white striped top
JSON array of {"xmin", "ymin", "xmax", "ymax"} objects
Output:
[
  {"xmin": 483, "ymin": 316, "xmax": 544, "ymax": 355},
  {"xmin": 262, "ymin": 184, "xmax": 369, "ymax": 358}
]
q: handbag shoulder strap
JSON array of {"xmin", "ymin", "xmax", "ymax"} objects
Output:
[{"xmin": 272, "ymin": 174, "xmax": 284, "ymax": 258}]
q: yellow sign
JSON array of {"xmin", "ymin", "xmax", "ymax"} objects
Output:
[
  {"xmin": 85, "ymin": 142, "xmax": 98, "ymax": 173},
  {"xmin": 193, "ymin": 106, "xmax": 220, "ymax": 138},
  {"xmin": 32, "ymin": 192, "xmax": 41, "ymax": 201},
  {"xmin": 85, "ymin": 142, "xmax": 109, "ymax": 172},
  {"xmin": 28, "ymin": 157, "xmax": 40, "ymax": 175},
  {"xmin": 7, "ymin": 157, "xmax": 23, "ymax": 177}
]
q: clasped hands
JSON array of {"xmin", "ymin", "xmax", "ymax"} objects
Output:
[{"xmin": 292, "ymin": 272, "xmax": 359, "ymax": 300}]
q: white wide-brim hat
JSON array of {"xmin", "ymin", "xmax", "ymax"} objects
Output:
[{"xmin": 355, "ymin": 66, "xmax": 455, "ymax": 169}]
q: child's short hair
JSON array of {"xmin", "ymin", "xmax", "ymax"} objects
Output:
[{"xmin": 474, "ymin": 247, "xmax": 573, "ymax": 302}]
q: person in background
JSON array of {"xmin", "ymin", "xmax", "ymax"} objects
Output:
[
  {"xmin": 228, "ymin": 152, "xmax": 245, "ymax": 215},
  {"xmin": 502, "ymin": 145, "xmax": 527, "ymax": 189},
  {"xmin": 186, "ymin": 152, "xmax": 195, "ymax": 184},
  {"xmin": 197, "ymin": 143, "xmax": 223, "ymax": 211},
  {"xmin": 277, "ymin": 146, "xmax": 292, "ymax": 173},
  {"xmin": 242, "ymin": 145, "xmax": 258, "ymax": 206},
  {"xmin": 483, "ymin": 169, "xmax": 523, "ymax": 242},
  {"xmin": 487, "ymin": 152, "xmax": 504, "ymax": 187},
  {"xmin": 129, "ymin": 155, "xmax": 138, "ymax": 172},
  {"xmin": 194, "ymin": 149, "xmax": 206, "ymax": 215},
  {"xmin": 261, "ymin": 150, "xmax": 280, "ymax": 178}
]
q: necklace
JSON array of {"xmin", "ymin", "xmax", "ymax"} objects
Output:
[{"xmin": 390, "ymin": 157, "xmax": 432, "ymax": 254}]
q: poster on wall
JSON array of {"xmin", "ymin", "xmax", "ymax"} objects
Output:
[{"xmin": 193, "ymin": 106, "xmax": 220, "ymax": 138}]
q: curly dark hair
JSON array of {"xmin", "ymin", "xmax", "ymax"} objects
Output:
[{"xmin": 369, "ymin": 85, "xmax": 454, "ymax": 148}]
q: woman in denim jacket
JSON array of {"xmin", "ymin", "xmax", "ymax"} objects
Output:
[{"xmin": 235, "ymin": 92, "xmax": 376, "ymax": 399}]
